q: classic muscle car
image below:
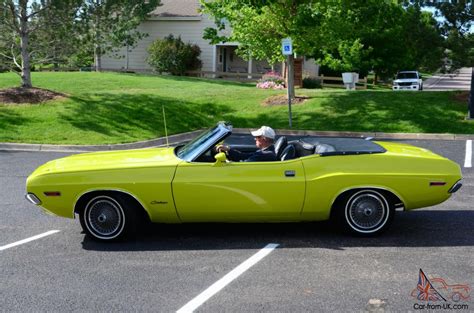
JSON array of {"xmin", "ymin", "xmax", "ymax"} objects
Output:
[{"xmin": 25, "ymin": 122, "xmax": 462, "ymax": 241}]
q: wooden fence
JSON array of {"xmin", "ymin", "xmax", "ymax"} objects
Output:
[
  {"xmin": 185, "ymin": 70, "xmax": 263, "ymax": 81},
  {"xmin": 34, "ymin": 67, "xmax": 368, "ymax": 89},
  {"xmin": 316, "ymin": 75, "xmax": 368, "ymax": 90}
]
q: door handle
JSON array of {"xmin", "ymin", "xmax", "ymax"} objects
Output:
[{"xmin": 285, "ymin": 170, "xmax": 295, "ymax": 177}]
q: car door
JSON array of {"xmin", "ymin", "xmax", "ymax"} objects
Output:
[{"xmin": 172, "ymin": 159, "xmax": 306, "ymax": 222}]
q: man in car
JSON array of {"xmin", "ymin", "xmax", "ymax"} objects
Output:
[{"xmin": 217, "ymin": 126, "xmax": 277, "ymax": 162}]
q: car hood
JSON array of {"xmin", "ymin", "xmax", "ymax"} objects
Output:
[
  {"xmin": 32, "ymin": 147, "xmax": 180, "ymax": 176},
  {"xmin": 394, "ymin": 78, "xmax": 418, "ymax": 83}
]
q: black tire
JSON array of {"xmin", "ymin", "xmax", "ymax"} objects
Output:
[
  {"xmin": 79, "ymin": 194, "xmax": 138, "ymax": 241},
  {"xmin": 333, "ymin": 189, "xmax": 394, "ymax": 236}
]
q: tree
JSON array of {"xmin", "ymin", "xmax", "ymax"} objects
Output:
[
  {"xmin": 147, "ymin": 34, "xmax": 202, "ymax": 75},
  {"xmin": 202, "ymin": 1, "xmax": 444, "ymax": 87},
  {"xmin": 201, "ymin": 0, "xmax": 317, "ymax": 99},
  {"xmin": 77, "ymin": 0, "xmax": 160, "ymax": 72},
  {"xmin": 0, "ymin": 0, "xmax": 83, "ymax": 87},
  {"xmin": 436, "ymin": 0, "xmax": 474, "ymax": 70},
  {"xmin": 33, "ymin": 0, "xmax": 85, "ymax": 70},
  {"xmin": 0, "ymin": 0, "xmax": 161, "ymax": 86},
  {"xmin": 0, "ymin": 0, "xmax": 47, "ymax": 88},
  {"xmin": 308, "ymin": 1, "xmax": 443, "ymax": 81}
]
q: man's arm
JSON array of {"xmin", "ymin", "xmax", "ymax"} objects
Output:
[
  {"xmin": 244, "ymin": 150, "xmax": 277, "ymax": 162},
  {"xmin": 216, "ymin": 144, "xmax": 253, "ymax": 162},
  {"xmin": 227, "ymin": 148, "xmax": 254, "ymax": 162}
]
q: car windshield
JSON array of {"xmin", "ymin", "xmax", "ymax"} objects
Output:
[
  {"xmin": 397, "ymin": 72, "xmax": 418, "ymax": 79},
  {"xmin": 176, "ymin": 126, "xmax": 223, "ymax": 161}
]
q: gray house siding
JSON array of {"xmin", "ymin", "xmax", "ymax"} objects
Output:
[{"xmin": 102, "ymin": 15, "xmax": 217, "ymax": 72}]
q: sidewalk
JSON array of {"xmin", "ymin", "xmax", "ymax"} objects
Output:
[{"xmin": 1, "ymin": 129, "xmax": 473, "ymax": 153}]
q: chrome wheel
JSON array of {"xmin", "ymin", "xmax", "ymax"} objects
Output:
[
  {"xmin": 343, "ymin": 190, "xmax": 392, "ymax": 235},
  {"xmin": 84, "ymin": 196, "xmax": 125, "ymax": 240}
]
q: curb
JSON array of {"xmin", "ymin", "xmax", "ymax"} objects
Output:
[
  {"xmin": 0, "ymin": 130, "xmax": 204, "ymax": 153},
  {"xmin": 1, "ymin": 129, "xmax": 473, "ymax": 153}
]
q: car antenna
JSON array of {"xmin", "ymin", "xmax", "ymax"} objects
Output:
[{"xmin": 162, "ymin": 105, "xmax": 169, "ymax": 147}]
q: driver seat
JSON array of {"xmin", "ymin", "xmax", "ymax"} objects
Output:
[{"xmin": 274, "ymin": 136, "xmax": 288, "ymax": 159}]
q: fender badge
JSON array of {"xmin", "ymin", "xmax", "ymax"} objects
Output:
[{"xmin": 151, "ymin": 201, "xmax": 168, "ymax": 205}]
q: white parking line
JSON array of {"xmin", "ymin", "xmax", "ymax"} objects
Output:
[
  {"xmin": 0, "ymin": 230, "xmax": 60, "ymax": 251},
  {"xmin": 176, "ymin": 243, "xmax": 279, "ymax": 313},
  {"xmin": 465, "ymin": 140, "xmax": 472, "ymax": 168}
]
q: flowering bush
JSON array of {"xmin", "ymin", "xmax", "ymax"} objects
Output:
[
  {"xmin": 256, "ymin": 81, "xmax": 285, "ymax": 89},
  {"xmin": 256, "ymin": 71, "xmax": 285, "ymax": 89}
]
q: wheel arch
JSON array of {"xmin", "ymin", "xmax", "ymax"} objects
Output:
[
  {"xmin": 74, "ymin": 189, "xmax": 151, "ymax": 223},
  {"xmin": 330, "ymin": 186, "xmax": 405, "ymax": 218}
]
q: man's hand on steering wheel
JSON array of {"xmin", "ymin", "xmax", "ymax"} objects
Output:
[{"xmin": 216, "ymin": 144, "xmax": 230, "ymax": 153}]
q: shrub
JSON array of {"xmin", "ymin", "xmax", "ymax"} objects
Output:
[
  {"xmin": 147, "ymin": 34, "xmax": 202, "ymax": 75},
  {"xmin": 302, "ymin": 77, "xmax": 322, "ymax": 89},
  {"xmin": 256, "ymin": 71, "xmax": 285, "ymax": 89}
]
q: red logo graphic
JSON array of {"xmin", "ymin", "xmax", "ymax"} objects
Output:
[{"xmin": 411, "ymin": 269, "xmax": 471, "ymax": 302}]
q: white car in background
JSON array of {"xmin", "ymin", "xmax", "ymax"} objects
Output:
[{"xmin": 392, "ymin": 71, "xmax": 423, "ymax": 91}]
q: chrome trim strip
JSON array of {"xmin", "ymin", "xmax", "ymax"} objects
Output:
[
  {"xmin": 448, "ymin": 180, "xmax": 462, "ymax": 194},
  {"xmin": 178, "ymin": 123, "xmax": 232, "ymax": 162},
  {"xmin": 25, "ymin": 193, "xmax": 42, "ymax": 205}
]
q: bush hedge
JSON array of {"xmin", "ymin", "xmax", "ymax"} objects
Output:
[{"xmin": 147, "ymin": 34, "xmax": 202, "ymax": 75}]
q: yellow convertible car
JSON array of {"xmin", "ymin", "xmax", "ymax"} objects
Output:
[{"xmin": 26, "ymin": 122, "xmax": 462, "ymax": 241}]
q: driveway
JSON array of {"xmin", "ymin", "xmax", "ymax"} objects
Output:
[{"xmin": 424, "ymin": 67, "xmax": 472, "ymax": 91}]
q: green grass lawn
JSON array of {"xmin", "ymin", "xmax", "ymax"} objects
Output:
[{"xmin": 0, "ymin": 71, "xmax": 472, "ymax": 144}]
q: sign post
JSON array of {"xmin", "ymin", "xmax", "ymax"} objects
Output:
[
  {"xmin": 468, "ymin": 67, "xmax": 474, "ymax": 119},
  {"xmin": 282, "ymin": 38, "xmax": 293, "ymax": 128}
]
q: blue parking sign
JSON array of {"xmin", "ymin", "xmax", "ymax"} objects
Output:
[{"xmin": 282, "ymin": 38, "xmax": 292, "ymax": 55}]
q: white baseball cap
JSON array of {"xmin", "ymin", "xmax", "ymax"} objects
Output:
[{"xmin": 251, "ymin": 126, "xmax": 276, "ymax": 139}]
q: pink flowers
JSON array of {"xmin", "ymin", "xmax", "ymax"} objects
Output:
[
  {"xmin": 256, "ymin": 71, "xmax": 285, "ymax": 90},
  {"xmin": 256, "ymin": 81, "xmax": 285, "ymax": 89}
]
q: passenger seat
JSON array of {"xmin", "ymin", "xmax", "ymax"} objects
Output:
[{"xmin": 280, "ymin": 144, "xmax": 296, "ymax": 161}]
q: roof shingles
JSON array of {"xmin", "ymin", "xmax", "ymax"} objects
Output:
[{"xmin": 151, "ymin": 0, "xmax": 201, "ymax": 17}]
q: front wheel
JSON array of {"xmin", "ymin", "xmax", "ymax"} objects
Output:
[
  {"xmin": 333, "ymin": 190, "xmax": 394, "ymax": 236},
  {"xmin": 79, "ymin": 194, "xmax": 137, "ymax": 241}
]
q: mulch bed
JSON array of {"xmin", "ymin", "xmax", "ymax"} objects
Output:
[
  {"xmin": 0, "ymin": 87, "xmax": 66, "ymax": 104},
  {"xmin": 452, "ymin": 91, "xmax": 470, "ymax": 104},
  {"xmin": 262, "ymin": 94, "xmax": 309, "ymax": 106}
]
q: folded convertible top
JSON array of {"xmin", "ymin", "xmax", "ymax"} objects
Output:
[{"xmin": 297, "ymin": 137, "xmax": 386, "ymax": 156}]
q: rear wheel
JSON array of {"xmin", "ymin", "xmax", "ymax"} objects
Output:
[
  {"xmin": 333, "ymin": 189, "xmax": 394, "ymax": 236},
  {"xmin": 79, "ymin": 194, "xmax": 138, "ymax": 241}
]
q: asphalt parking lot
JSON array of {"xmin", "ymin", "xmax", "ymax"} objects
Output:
[{"xmin": 1, "ymin": 139, "xmax": 473, "ymax": 312}]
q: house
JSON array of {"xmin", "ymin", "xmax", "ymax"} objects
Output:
[{"xmin": 101, "ymin": 0, "xmax": 319, "ymax": 78}]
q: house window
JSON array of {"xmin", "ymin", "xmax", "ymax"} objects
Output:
[
  {"xmin": 230, "ymin": 52, "xmax": 233, "ymax": 62},
  {"xmin": 219, "ymin": 48, "xmax": 223, "ymax": 64}
]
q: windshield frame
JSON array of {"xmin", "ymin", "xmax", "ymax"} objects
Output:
[
  {"xmin": 396, "ymin": 72, "xmax": 418, "ymax": 79},
  {"xmin": 176, "ymin": 122, "xmax": 232, "ymax": 162}
]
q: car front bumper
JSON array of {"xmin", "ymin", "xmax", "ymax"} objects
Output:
[{"xmin": 393, "ymin": 85, "xmax": 420, "ymax": 91}]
